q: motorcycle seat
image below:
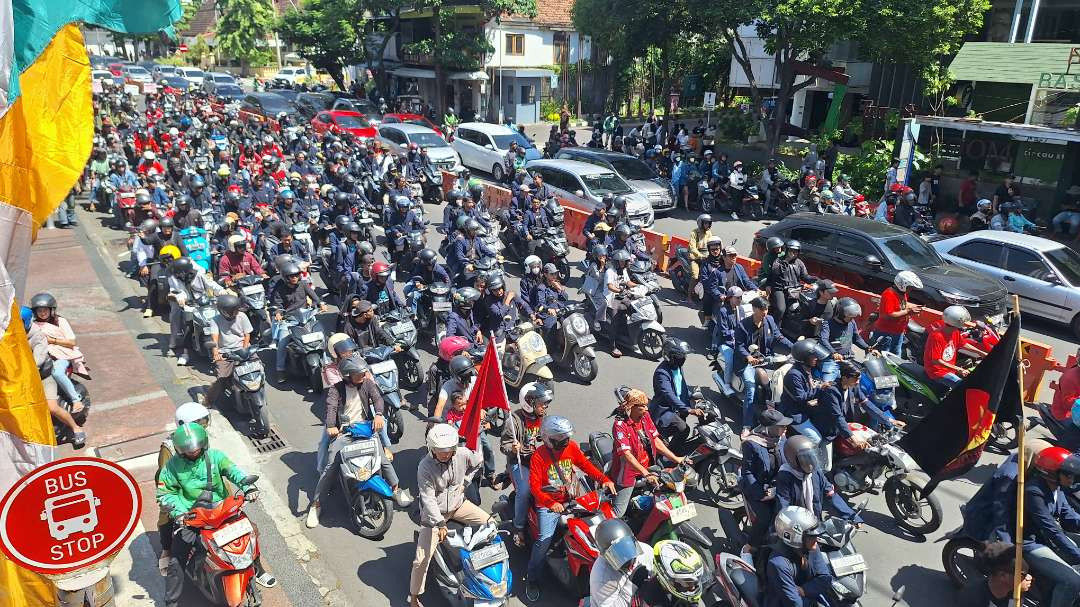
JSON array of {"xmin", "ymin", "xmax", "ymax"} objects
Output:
[
  {"xmin": 898, "ymin": 361, "xmax": 948, "ymax": 393},
  {"xmin": 588, "ymin": 432, "xmax": 614, "ymax": 472}
]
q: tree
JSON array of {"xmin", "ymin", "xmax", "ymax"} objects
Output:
[
  {"xmin": 216, "ymin": 0, "xmax": 275, "ymax": 74},
  {"xmin": 277, "ymin": 0, "xmax": 366, "ymax": 89}
]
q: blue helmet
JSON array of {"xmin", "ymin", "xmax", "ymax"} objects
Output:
[
  {"xmin": 395, "ymin": 196, "xmax": 411, "ymax": 210},
  {"xmin": 20, "ymin": 306, "xmax": 32, "ymax": 331}
]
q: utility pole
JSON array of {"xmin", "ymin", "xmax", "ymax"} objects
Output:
[{"xmin": 575, "ymin": 32, "xmax": 582, "ymax": 118}]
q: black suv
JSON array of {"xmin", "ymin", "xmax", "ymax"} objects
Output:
[{"xmin": 752, "ymin": 214, "xmax": 1009, "ymax": 322}]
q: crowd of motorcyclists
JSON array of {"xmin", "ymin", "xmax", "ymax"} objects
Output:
[{"xmin": 41, "ymin": 77, "xmax": 1080, "ymax": 607}]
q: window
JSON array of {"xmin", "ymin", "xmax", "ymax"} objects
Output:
[
  {"xmin": 553, "ymin": 31, "xmax": 569, "ymax": 65},
  {"xmin": 833, "ymin": 234, "xmax": 876, "ymax": 260},
  {"xmin": 520, "ymin": 84, "xmax": 536, "ymax": 104},
  {"xmin": 317, "ymin": 113, "xmax": 331, "ymax": 123},
  {"xmin": 540, "ymin": 169, "xmax": 571, "ymax": 191},
  {"xmin": 788, "ymin": 227, "xmax": 834, "ymax": 249},
  {"xmin": 1004, "ymin": 247, "xmax": 1049, "ymax": 279},
  {"xmin": 505, "ymin": 33, "xmax": 524, "ymax": 56},
  {"xmin": 878, "ymin": 234, "xmax": 943, "ymax": 270},
  {"xmin": 1046, "ymin": 247, "xmax": 1080, "ymax": 286},
  {"xmin": 951, "ymin": 240, "xmax": 1002, "ymax": 266}
]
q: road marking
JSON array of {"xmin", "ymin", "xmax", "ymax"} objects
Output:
[{"xmin": 92, "ymin": 390, "xmax": 169, "ymax": 413}]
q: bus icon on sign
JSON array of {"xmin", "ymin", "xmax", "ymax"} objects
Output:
[{"xmin": 40, "ymin": 489, "xmax": 101, "ymax": 541}]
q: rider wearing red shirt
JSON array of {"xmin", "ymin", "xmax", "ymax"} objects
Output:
[
  {"xmin": 609, "ymin": 387, "xmax": 684, "ymax": 517},
  {"xmin": 924, "ymin": 306, "xmax": 986, "ymax": 387}
]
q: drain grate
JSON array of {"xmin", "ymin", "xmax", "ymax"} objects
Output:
[{"xmin": 249, "ymin": 427, "xmax": 288, "ymax": 453}]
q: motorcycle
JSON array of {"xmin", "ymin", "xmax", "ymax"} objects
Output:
[
  {"xmin": 778, "ymin": 286, "xmax": 818, "ymax": 341},
  {"xmin": 739, "ymin": 185, "xmax": 765, "ymax": 220},
  {"xmin": 714, "ymin": 346, "xmax": 792, "ymax": 409},
  {"xmin": 361, "ymin": 345, "xmax": 407, "ymax": 443},
  {"xmin": 942, "ymin": 530, "xmax": 1046, "ymax": 605},
  {"xmin": 176, "ymin": 476, "xmax": 262, "ymax": 607},
  {"xmin": 424, "ymin": 338, "xmax": 487, "ymax": 417},
  {"xmin": 832, "ymin": 424, "xmax": 943, "ymax": 534},
  {"xmin": 547, "ymin": 304, "xmax": 599, "ymax": 383},
  {"xmin": 114, "ymin": 185, "xmax": 137, "ymax": 229},
  {"xmin": 278, "ymin": 306, "xmax": 326, "ymax": 392},
  {"xmin": 500, "ymin": 320, "xmax": 554, "ymax": 390},
  {"xmin": 627, "ymin": 258, "xmax": 664, "ymax": 325},
  {"xmin": 599, "ymin": 285, "xmax": 666, "ymax": 360},
  {"xmin": 222, "ymin": 346, "xmax": 271, "ymax": 437},
  {"xmin": 418, "ymin": 166, "xmax": 443, "ymax": 204},
  {"xmin": 334, "ymin": 421, "xmax": 396, "ymax": 538},
  {"xmin": 1027, "ymin": 401, "xmax": 1080, "ymax": 452},
  {"xmin": 529, "ymin": 226, "xmax": 571, "ymax": 284},
  {"xmin": 379, "ymin": 306, "xmax": 424, "ymax": 391},
  {"xmin": 389, "ymin": 228, "xmax": 428, "ymax": 281},
  {"xmin": 672, "ymin": 398, "xmax": 744, "ymax": 510},
  {"xmin": 427, "ymin": 521, "xmax": 513, "ymax": 607},
  {"xmin": 234, "ymin": 275, "xmax": 270, "ymax": 346},
  {"xmin": 182, "ymin": 293, "xmax": 218, "ymax": 360},
  {"xmin": 416, "ymin": 281, "xmax": 453, "ymax": 347},
  {"xmin": 666, "ymin": 245, "xmax": 696, "ymax": 301}
]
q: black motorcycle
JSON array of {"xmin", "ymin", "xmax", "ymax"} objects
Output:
[
  {"xmin": 416, "ymin": 281, "xmax": 453, "ymax": 347},
  {"xmin": 379, "ymin": 306, "xmax": 424, "ymax": 391}
]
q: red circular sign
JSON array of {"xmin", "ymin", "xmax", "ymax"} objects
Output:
[
  {"xmin": 0, "ymin": 457, "xmax": 142, "ymax": 574},
  {"xmin": 178, "ymin": 44, "xmax": 189, "ymax": 53}
]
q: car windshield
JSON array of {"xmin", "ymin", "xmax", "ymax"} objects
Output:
[
  {"xmin": 409, "ymin": 132, "xmax": 448, "ymax": 148},
  {"xmin": 181, "ymin": 69, "xmax": 205, "ymax": 78},
  {"xmin": 335, "ymin": 115, "xmax": 366, "ymax": 129},
  {"xmin": 126, "ymin": 67, "xmax": 149, "ymax": 75},
  {"xmin": 166, "ymin": 77, "xmax": 188, "ymax": 86},
  {"xmin": 1046, "ymin": 247, "xmax": 1080, "ymax": 286},
  {"xmin": 215, "ymin": 74, "xmax": 237, "ymax": 84},
  {"xmin": 878, "ymin": 234, "xmax": 943, "ymax": 269},
  {"xmin": 259, "ymin": 96, "xmax": 293, "ymax": 114},
  {"xmin": 492, "ymin": 133, "xmax": 534, "ymax": 150},
  {"xmin": 608, "ymin": 156, "xmax": 656, "ymax": 180},
  {"xmin": 582, "ymin": 172, "xmax": 633, "ymax": 195},
  {"xmin": 217, "ymin": 85, "xmax": 243, "ymax": 95}
]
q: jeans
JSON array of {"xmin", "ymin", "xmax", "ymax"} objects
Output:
[
  {"xmin": 272, "ymin": 321, "xmax": 290, "ymax": 371},
  {"xmin": 713, "ymin": 345, "xmax": 735, "ymax": 394},
  {"xmin": 611, "ymin": 485, "xmax": 635, "ymax": 518},
  {"xmin": 869, "ymin": 331, "xmax": 904, "ymax": 356},
  {"xmin": 741, "ymin": 365, "xmax": 758, "ymax": 430},
  {"xmin": 940, "ymin": 372, "xmax": 963, "ymax": 387},
  {"xmin": 526, "ymin": 507, "xmax": 562, "ymax": 581},
  {"xmin": 168, "ymin": 302, "xmax": 190, "ymax": 358},
  {"xmin": 510, "ymin": 464, "xmax": 531, "ymax": 530},
  {"xmin": 403, "ymin": 283, "xmax": 421, "ymax": 315},
  {"xmin": 312, "ymin": 433, "xmax": 399, "ymax": 503},
  {"xmin": 51, "ymin": 359, "xmax": 80, "ymax": 402},
  {"xmin": 1025, "ymin": 542, "xmax": 1080, "ymax": 607},
  {"xmin": 1053, "ymin": 211, "xmax": 1080, "ymax": 236}
]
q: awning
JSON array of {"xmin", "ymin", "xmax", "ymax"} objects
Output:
[
  {"xmin": 449, "ymin": 70, "xmax": 489, "ymax": 81},
  {"xmin": 495, "ymin": 68, "xmax": 555, "ymax": 78},
  {"xmin": 913, "ymin": 115, "xmax": 1080, "ymax": 143},
  {"xmin": 392, "ymin": 67, "xmax": 436, "ymax": 79},
  {"xmin": 949, "ymin": 42, "xmax": 1080, "ymax": 85}
]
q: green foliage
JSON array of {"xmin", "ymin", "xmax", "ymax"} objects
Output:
[
  {"xmin": 277, "ymin": 0, "xmax": 365, "ymax": 87},
  {"xmin": 859, "ymin": 0, "xmax": 989, "ymax": 82},
  {"xmin": 834, "ymin": 139, "xmax": 927, "ymax": 196},
  {"xmin": 540, "ymin": 98, "xmax": 561, "ymax": 121},
  {"xmin": 1065, "ymin": 105, "xmax": 1079, "ymax": 128},
  {"xmin": 712, "ymin": 108, "xmax": 756, "ymax": 141},
  {"xmin": 216, "ymin": 0, "xmax": 275, "ymax": 69}
]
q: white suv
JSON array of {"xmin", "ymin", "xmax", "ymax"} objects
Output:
[
  {"xmin": 451, "ymin": 122, "xmax": 541, "ymax": 182},
  {"xmin": 527, "ymin": 159, "xmax": 655, "ymax": 228},
  {"xmin": 273, "ymin": 67, "xmax": 308, "ymax": 85}
]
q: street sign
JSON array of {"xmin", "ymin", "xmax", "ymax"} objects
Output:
[
  {"xmin": 0, "ymin": 457, "xmax": 141, "ymax": 575},
  {"xmin": 178, "ymin": 43, "xmax": 188, "ymax": 53},
  {"xmin": 703, "ymin": 91, "xmax": 716, "ymax": 111}
]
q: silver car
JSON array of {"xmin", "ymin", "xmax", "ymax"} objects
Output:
[
  {"xmin": 554, "ymin": 147, "xmax": 675, "ymax": 214},
  {"xmin": 526, "ymin": 159, "xmax": 655, "ymax": 229},
  {"xmin": 376, "ymin": 123, "xmax": 461, "ymax": 171},
  {"xmin": 931, "ymin": 230, "xmax": 1080, "ymax": 336}
]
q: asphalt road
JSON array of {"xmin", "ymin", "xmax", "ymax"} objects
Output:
[{"xmin": 80, "ymin": 176, "xmax": 1075, "ymax": 607}]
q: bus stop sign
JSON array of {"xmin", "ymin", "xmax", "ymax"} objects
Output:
[{"xmin": 0, "ymin": 457, "xmax": 141, "ymax": 574}]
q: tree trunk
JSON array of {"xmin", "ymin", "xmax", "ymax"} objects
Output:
[
  {"xmin": 329, "ymin": 66, "xmax": 346, "ymax": 91},
  {"xmin": 727, "ymin": 30, "xmax": 764, "ymax": 140},
  {"xmin": 433, "ymin": 6, "xmax": 446, "ymax": 120},
  {"xmin": 768, "ymin": 50, "xmax": 795, "ymax": 155},
  {"xmin": 374, "ymin": 11, "xmax": 401, "ymax": 98},
  {"xmin": 660, "ymin": 44, "xmax": 671, "ymax": 116}
]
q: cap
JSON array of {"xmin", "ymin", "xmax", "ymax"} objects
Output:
[
  {"xmin": 519, "ymin": 184, "xmax": 531, "ymax": 192},
  {"xmin": 723, "ymin": 246, "xmax": 738, "ymax": 256},
  {"xmin": 543, "ymin": 263, "xmax": 558, "ymax": 274},
  {"xmin": 351, "ymin": 300, "xmax": 374, "ymax": 315},
  {"xmin": 817, "ymin": 279, "xmax": 838, "ymax": 293},
  {"xmin": 759, "ymin": 408, "xmax": 793, "ymax": 427}
]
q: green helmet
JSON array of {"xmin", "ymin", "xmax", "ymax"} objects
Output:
[{"xmin": 172, "ymin": 423, "xmax": 208, "ymax": 459}]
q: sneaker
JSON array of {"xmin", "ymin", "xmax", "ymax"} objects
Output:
[
  {"xmin": 524, "ymin": 579, "xmax": 541, "ymax": 602},
  {"xmin": 392, "ymin": 488, "xmax": 413, "ymax": 508},
  {"xmin": 631, "ymin": 345, "xmax": 642, "ymax": 355},
  {"xmin": 177, "ymin": 355, "xmax": 188, "ymax": 366},
  {"xmin": 255, "ymin": 572, "xmax": 277, "ymax": 588},
  {"xmin": 142, "ymin": 309, "xmax": 153, "ymax": 318},
  {"xmin": 72, "ymin": 432, "xmax": 86, "ymax": 449},
  {"xmin": 730, "ymin": 212, "xmax": 739, "ymax": 220},
  {"xmin": 275, "ymin": 372, "xmax": 287, "ymax": 384},
  {"xmin": 305, "ymin": 505, "xmax": 320, "ymax": 528},
  {"xmin": 268, "ymin": 342, "xmax": 277, "ymax": 351}
]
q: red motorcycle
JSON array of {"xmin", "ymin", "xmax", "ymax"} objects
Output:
[
  {"xmin": 525, "ymin": 490, "xmax": 613, "ymax": 598},
  {"xmin": 178, "ymin": 478, "xmax": 262, "ymax": 607},
  {"xmin": 114, "ymin": 185, "xmax": 137, "ymax": 229}
]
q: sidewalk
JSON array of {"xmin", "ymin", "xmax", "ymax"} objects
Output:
[{"xmin": 27, "ymin": 225, "xmax": 299, "ymax": 607}]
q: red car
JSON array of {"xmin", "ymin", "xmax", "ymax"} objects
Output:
[
  {"xmin": 108, "ymin": 62, "xmax": 125, "ymax": 77},
  {"xmin": 381, "ymin": 113, "xmax": 443, "ymax": 136},
  {"xmin": 311, "ymin": 110, "xmax": 377, "ymax": 139}
]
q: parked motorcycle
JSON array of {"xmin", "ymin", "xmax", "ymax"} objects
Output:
[
  {"xmin": 335, "ymin": 421, "xmax": 396, "ymax": 538},
  {"xmin": 278, "ymin": 306, "xmax": 326, "ymax": 392},
  {"xmin": 500, "ymin": 320, "xmax": 554, "ymax": 390},
  {"xmin": 427, "ymin": 521, "xmax": 513, "ymax": 607},
  {"xmin": 833, "ymin": 424, "xmax": 943, "ymax": 534},
  {"xmin": 547, "ymin": 304, "xmax": 599, "ymax": 383},
  {"xmin": 379, "ymin": 306, "xmax": 424, "ymax": 391},
  {"xmin": 222, "ymin": 346, "xmax": 271, "ymax": 437},
  {"xmin": 175, "ymin": 476, "xmax": 262, "ymax": 607}
]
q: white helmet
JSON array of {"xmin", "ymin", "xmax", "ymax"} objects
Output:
[
  {"xmin": 143, "ymin": 150, "xmax": 156, "ymax": 160},
  {"xmin": 976, "ymin": 198, "xmax": 993, "ymax": 211},
  {"xmin": 524, "ymin": 255, "xmax": 542, "ymax": 273},
  {"xmin": 540, "ymin": 415, "xmax": 573, "ymax": 449},
  {"xmin": 426, "ymin": 423, "xmax": 458, "ymax": 453},
  {"xmin": 893, "ymin": 270, "xmax": 922, "ymax": 292},
  {"xmin": 520, "ymin": 382, "xmax": 554, "ymax": 414},
  {"xmin": 175, "ymin": 401, "xmax": 210, "ymax": 428},
  {"xmin": 227, "ymin": 234, "xmax": 246, "ymax": 252},
  {"xmin": 943, "ymin": 305, "xmax": 971, "ymax": 329},
  {"xmin": 168, "ymin": 127, "xmax": 179, "ymax": 136},
  {"xmin": 774, "ymin": 506, "xmax": 822, "ymax": 549}
]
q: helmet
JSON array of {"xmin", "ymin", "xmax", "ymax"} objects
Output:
[
  {"xmin": 227, "ymin": 234, "xmax": 246, "ymax": 253},
  {"xmin": 172, "ymin": 423, "xmax": 208, "ymax": 459},
  {"xmin": 338, "ymin": 354, "xmax": 369, "ymax": 379},
  {"xmin": 791, "ymin": 339, "xmax": 829, "ymax": 366},
  {"xmin": 417, "ymin": 248, "xmax": 437, "ymax": 266},
  {"xmin": 783, "ymin": 435, "xmax": 820, "ymax": 474},
  {"xmin": 487, "ymin": 274, "xmax": 505, "ymax": 291},
  {"xmin": 464, "ymin": 218, "xmax": 481, "ymax": 234},
  {"xmin": 524, "ymin": 255, "xmax": 542, "ymax": 271},
  {"xmin": 595, "ymin": 518, "xmax": 641, "ymax": 572},
  {"xmin": 160, "ymin": 217, "xmax": 174, "ymax": 230},
  {"xmin": 1034, "ymin": 446, "xmax": 1074, "ymax": 477},
  {"xmin": 216, "ymin": 293, "xmax": 241, "ymax": 317},
  {"xmin": 785, "ymin": 239, "xmax": 801, "ymax": 252},
  {"xmin": 615, "ymin": 223, "xmax": 633, "ymax": 240},
  {"xmin": 835, "ymin": 297, "xmax": 862, "ymax": 320},
  {"xmin": 521, "ymin": 382, "xmax": 554, "ymax": 413},
  {"xmin": 894, "ymin": 270, "xmax": 922, "ymax": 291},
  {"xmin": 174, "ymin": 402, "xmax": 210, "ymax": 428},
  {"xmin": 395, "ymin": 196, "xmax": 411, "ymax": 210},
  {"xmin": 143, "ymin": 150, "xmax": 156, "ymax": 160},
  {"xmin": 613, "ymin": 195, "xmax": 627, "ymax": 210},
  {"xmin": 136, "ymin": 190, "xmax": 152, "ymax": 204},
  {"xmin": 696, "ymin": 214, "xmax": 712, "ymax": 229},
  {"xmin": 453, "ymin": 287, "xmax": 481, "ymax": 310},
  {"xmin": 662, "ymin": 338, "xmax": 690, "ymax": 365},
  {"xmin": 766, "ymin": 236, "xmax": 784, "ymax": 251},
  {"xmin": 653, "ymin": 540, "xmax": 704, "ymax": 602},
  {"xmin": 328, "ymin": 334, "xmax": 356, "ymax": 359},
  {"xmin": 190, "ymin": 175, "xmax": 206, "ymax": 189},
  {"xmin": 159, "ymin": 244, "xmax": 181, "ymax": 261},
  {"xmin": 176, "ymin": 195, "xmax": 191, "ymax": 209},
  {"xmin": 170, "ymin": 257, "xmax": 196, "ymax": 281},
  {"xmin": 540, "ymin": 415, "xmax": 573, "ymax": 450},
  {"xmin": 372, "ymin": 261, "xmax": 391, "ymax": 278},
  {"xmin": 280, "ymin": 261, "xmax": 302, "ymax": 278},
  {"xmin": 706, "ymin": 236, "xmax": 724, "ymax": 251},
  {"xmin": 347, "ymin": 222, "xmax": 362, "ymax": 235},
  {"xmin": 139, "ymin": 219, "xmax": 158, "ymax": 235},
  {"xmin": 334, "ymin": 216, "xmax": 351, "ymax": 232},
  {"xmin": 426, "ymin": 423, "xmax": 458, "ymax": 453},
  {"xmin": 943, "ymin": 305, "xmax": 971, "ymax": 329},
  {"xmin": 774, "ymin": 506, "xmax": 822, "ymax": 549},
  {"xmin": 612, "ymin": 249, "xmax": 631, "ymax": 264},
  {"xmin": 976, "ymin": 198, "xmax": 992, "ymax": 211},
  {"xmin": 591, "ymin": 244, "xmax": 608, "ymax": 259},
  {"xmin": 449, "ymin": 355, "xmax": 476, "ymax": 382}
]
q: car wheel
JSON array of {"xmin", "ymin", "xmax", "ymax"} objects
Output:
[
  {"xmin": 1071, "ymin": 312, "xmax": 1080, "ymax": 339},
  {"xmin": 492, "ymin": 163, "xmax": 504, "ymax": 183}
]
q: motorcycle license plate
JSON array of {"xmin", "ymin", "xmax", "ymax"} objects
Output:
[
  {"xmin": 470, "ymin": 542, "xmax": 508, "ymax": 569},
  {"xmin": 577, "ymin": 334, "xmax": 596, "ymax": 346},
  {"xmin": 830, "ymin": 553, "xmax": 867, "ymax": 576},
  {"xmin": 359, "ymin": 217, "xmax": 374, "ymax": 225},
  {"xmin": 236, "ymin": 362, "xmax": 261, "ymax": 375},
  {"xmin": 213, "ymin": 518, "xmax": 253, "ymax": 547},
  {"xmin": 341, "ymin": 439, "xmax": 377, "ymax": 456},
  {"xmin": 301, "ymin": 331, "xmax": 324, "ymax": 344},
  {"xmin": 668, "ymin": 502, "xmax": 697, "ymax": 524},
  {"xmin": 432, "ymin": 301, "xmax": 452, "ymax": 312},
  {"xmin": 391, "ymin": 323, "xmax": 412, "ymax": 335},
  {"xmin": 241, "ymin": 285, "xmax": 263, "ymax": 296},
  {"xmin": 873, "ymin": 375, "xmax": 899, "ymax": 389}
]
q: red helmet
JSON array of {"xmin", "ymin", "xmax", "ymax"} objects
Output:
[
  {"xmin": 854, "ymin": 194, "xmax": 866, "ymax": 203},
  {"xmin": 1034, "ymin": 446, "xmax": 1073, "ymax": 476},
  {"xmin": 805, "ymin": 175, "xmax": 818, "ymax": 183},
  {"xmin": 408, "ymin": 142, "xmax": 418, "ymax": 151},
  {"xmin": 890, "ymin": 183, "xmax": 904, "ymax": 193},
  {"xmin": 371, "ymin": 261, "xmax": 391, "ymax": 277}
]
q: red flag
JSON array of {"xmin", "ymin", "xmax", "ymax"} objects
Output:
[{"xmin": 458, "ymin": 338, "xmax": 510, "ymax": 450}]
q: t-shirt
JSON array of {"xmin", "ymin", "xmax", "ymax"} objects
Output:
[
  {"xmin": 956, "ymin": 581, "xmax": 1011, "ymax": 607},
  {"xmin": 874, "ymin": 288, "xmax": 908, "ymax": 334},
  {"xmin": 611, "ymin": 414, "xmax": 660, "ymax": 487},
  {"xmin": 588, "ymin": 542, "xmax": 653, "ymax": 607},
  {"xmin": 210, "ymin": 312, "xmax": 252, "ymax": 352},
  {"xmin": 924, "ymin": 324, "xmax": 964, "ymax": 380}
]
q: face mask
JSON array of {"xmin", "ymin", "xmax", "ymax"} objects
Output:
[{"xmin": 530, "ymin": 267, "xmax": 540, "ymax": 275}]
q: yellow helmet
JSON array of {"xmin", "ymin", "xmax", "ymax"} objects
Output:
[{"xmin": 159, "ymin": 244, "xmax": 181, "ymax": 261}]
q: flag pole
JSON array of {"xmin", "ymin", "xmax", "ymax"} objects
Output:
[
  {"xmin": 1012, "ymin": 294, "xmax": 1026, "ymax": 607},
  {"xmin": 491, "ymin": 331, "xmax": 522, "ymax": 467}
]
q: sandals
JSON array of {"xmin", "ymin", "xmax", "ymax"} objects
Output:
[{"xmin": 72, "ymin": 432, "xmax": 86, "ymax": 449}]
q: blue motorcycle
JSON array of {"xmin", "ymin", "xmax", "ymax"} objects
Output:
[
  {"xmin": 427, "ymin": 520, "xmax": 512, "ymax": 607},
  {"xmin": 336, "ymin": 421, "xmax": 395, "ymax": 538}
]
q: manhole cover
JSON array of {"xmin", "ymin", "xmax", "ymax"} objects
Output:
[{"xmin": 250, "ymin": 427, "xmax": 287, "ymax": 453}]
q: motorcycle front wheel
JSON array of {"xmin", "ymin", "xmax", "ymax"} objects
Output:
[
  {"xmin": 638, "ymin": 329, "xmax": 664, "ymax": 360},
  {"xmin": 351, "ymin": 491, "xmax": 395, "ymax": 539},
  {"xmin": 556, "ymin": 258, "xmax": 571, "ymax": 284},
  {"xmin": 388, "ymin": 407, "xmax": 405, "ymax": 443},
  {"xmin": 941, "ymin": 537, "xmax": 983, "ymax": 588},
  {"xmin": 572, "ymin": 349, "xmax": 598, "ymax": 383},
  {"xmin": 400, "ymin": 358, "xmax": 423, "ymax": 390},
  {"xmin": 987, "ymin": 416, "xmax": 1019, "ymax": 454},
  {"xmin": 701, "ymin": 457, "xmax": 744, "ymax": 510},
  {"xmin": 884, "ymin": 475, "xmax": 943, "ymax": 535}
]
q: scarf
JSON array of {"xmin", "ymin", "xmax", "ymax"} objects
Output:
[
  {"xmin": 780, "ymin": 463, "xmax": 815, "ymax": 512},
  {"xmin": 745, "ymin": 427, "xmax": 780, "ymax": 450}
]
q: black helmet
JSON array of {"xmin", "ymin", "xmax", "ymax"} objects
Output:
[
  {"xmin": 487, "ymin": 275, "xmax": 505, "ymax": 291},
  {"xmin": 835, "ymin": 297, "xmax": 862, "ymax": 321},
  {"xmin": 791, "ymin": 339, "xmax": 828, "ymax": 366},
  {"xmin": 662, "ymin": 338, "xmax": 690, "ymax": 365},
  {"xmin": 601, "ymin": 193, "xmax": 615, "ymax": 209},
  {"xmin": 417, "ymin": 248, "xmax": 437, "ymax": 266},
  {"xmin": 449, "ymin": 354, "xmax": 476, "ymax": 381},
  {"xmin": 785, "ymin": 239, "xmax": 801, "ymax": 252},
  {"xmin": 216, "ymin": 293, "xmax": 241, "ymax": 317},
  {"xmin": 464, "ymin": 218, "xmax": 481, "ymax": 234},
  {"xmin": 29, "ymin": 292, "xmax": 57, "ymax": 311},
  {"xmin": 334, "ymin": 191, "xmax": 351, "ymax": 206},
  {"xmin": 359, "ymin": 241, "xmax": 375, "ymax": 255},
  {"xmin": 766, "ymin": 236, "xmax": 784, "ymax": 251},
  {"xmin": 453, "ymin": 286, "xmax": 481, "ymax": 309},
  {"xmin": 334, "ymin": 215, "xmax": 350, "ymax": 231},
  {"xmin": 591, "ymin": 244, "xmax": 608, "ymax": 258},
  {"xmin": 615, "ymin": 223, "xmax": 633, "ymax": 240},
  {"xmin": 339, "ymin": 355, "xmax": 370, "ymax": 378},
  {"xmin": 280, "ymin": 261, "xmax": 302, "ymax": 278},
  {"xmin": 346, "ymin": 221, "xmax": 362, "ymax": 234},
  {"xmin": 170, "ymin": 257, "xmax": 196, "ymax": 281},
  {"xmin": 160, "ymin": 217, "xmax": 174, "ymax": 229},
  {"xmin": 469, "ymin": 183, "xmax": 484, "ymax": 202},
  {"xmin": 176, "ymin": 195, "xmax": 192, "ymax": 209},
  {"xmin": 333, "ymin": 337, "xmax": 358, "ymax": 358},
  {"xmin": 697, "ymin": 214, "xmax": 712, "ymax": 229},
  {"xmin": 613, "ymin": 195, "xmax": 627, "ymax": 209}
]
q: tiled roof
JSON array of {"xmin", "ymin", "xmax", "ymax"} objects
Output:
[
  {"xmin": 183, "ymin": 0, "xmax": 217, "ymax": 37},
  {"xmin": 534, "ymin": 0, "xmax": 573, "ymax": 26}
]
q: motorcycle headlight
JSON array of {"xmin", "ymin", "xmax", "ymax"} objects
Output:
[
  {"xmin": 242, "ymin": 378, "xmax": 262, "ymax": 391},
  {"xmin": 569, "ymin": 315, "xmax": 588, "ymax": 335},
  {"xmin": 524, "ymin": 332, "xmax": 544, "ymax": 354}
]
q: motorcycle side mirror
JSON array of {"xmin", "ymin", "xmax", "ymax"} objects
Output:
[
  {"xmin": 574, "ymin": 190, "xmax": 584, "ymax": 198},
  {"xmin": 865, "ymin": 255, "xmax": 882, "ymax": 268}
]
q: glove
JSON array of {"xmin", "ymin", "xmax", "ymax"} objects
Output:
[{"xmin": 177, "ymin": 525, "xmax": 198, "ymax": 545}]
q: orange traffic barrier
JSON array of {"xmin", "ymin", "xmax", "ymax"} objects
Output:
[
  {"xmin": 441, "ymin": 170, "xmax": 454, "ymax": 198},
  {"xmin": 642, "ymin": 230, "xmax": 669, "ymax": 272},
  {"xmin": 562, "ymin": 206, "xmax": 589, "ymax": 249}
]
